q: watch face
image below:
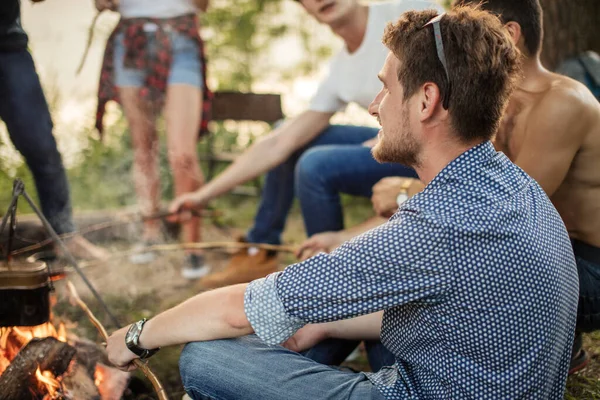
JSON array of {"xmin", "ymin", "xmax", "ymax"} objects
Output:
[
  {"xmin": 396, "ymin": 193, "xmax": 409, "ymax": 207},
  {"xmin": 126, "ymin": 322, "xmax": 140, "ymax": 344}
]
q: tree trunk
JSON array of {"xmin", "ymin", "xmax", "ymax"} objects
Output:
[{"xmin": 540, "ymin": 0, "xmax": 600, "ymax": 70}]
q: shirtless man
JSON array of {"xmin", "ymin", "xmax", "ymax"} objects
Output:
[{"xmin": 330, "ymin": 0, "xmax": 600, "ymax": 373}]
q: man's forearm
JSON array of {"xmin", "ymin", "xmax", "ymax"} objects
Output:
[
  {"xmin": 138, "ymin": 284, "xmax": 252, "ymax": 349},
  {"xmin": 198, "ymin": 111, "xmax": 332, "ymax": 202},
  {"xmin": 322, "ymin": 311, "xmax": 383, "ymax": 341}
]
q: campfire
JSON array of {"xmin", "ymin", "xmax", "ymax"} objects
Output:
[{"xmin": 0, "ymin": 317, "xmax": 129, "ymax": 399}]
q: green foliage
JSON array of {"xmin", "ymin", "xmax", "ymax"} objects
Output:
[{"xmin": 201, "ymin": 0, "xmax": 323, "ymax": 90}]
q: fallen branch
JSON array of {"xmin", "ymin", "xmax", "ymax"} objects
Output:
[{"xmin": 67, "ymin": 281, "xmax": 169, "ymax": 400}]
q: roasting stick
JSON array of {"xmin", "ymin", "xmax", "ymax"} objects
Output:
[
  {"xmin": 67, "ymin": 281, "xmax": 169, "ymax": 400},
  {"xmin": 75, "ymin": 11, "xmax": 101, "ymax": 75},
  {"xmin": 11, "ymin": 208, "xmax": 219, "ymax": 257},
  {"xmin": 79, "ymin": 241, "xmax": 298, "ymax": 269}
]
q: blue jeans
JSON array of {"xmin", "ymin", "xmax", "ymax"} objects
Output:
[
  {"xmin": 246, "ymin": 124, "xmax": 418, "ymax": 244},
  {"xmin": 303, "ymin": 338, "xmax": 395, "ymax": 373},
  {"xmin": 179, "ymin": 335, "xmax": 386, "ymax": 400},
  {"xmin": 573, "ymin": 239, "xmax": 600, "ymax": 333},
  {"xmin": 0, "ymin": 49, "xmax": 74, "ymax": 234},
  {"xmin": 114, "ymin": 29, "xmax": 203, "ymax": 88}
]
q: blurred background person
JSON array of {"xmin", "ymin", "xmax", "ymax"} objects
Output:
[
  {"xmin": 0, "ymin": 0, "xmax": 107, "ymax": 260},
  {"xmin": 94, "ymin": 0, "xmax": 212, "ymax": 279}
]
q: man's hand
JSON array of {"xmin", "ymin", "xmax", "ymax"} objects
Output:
[
  {"xmin": 371, "ymin": 177, "xmax": 424, "ymax": 218},
  {"xmin": 168, "ymin": 191, "xmax": 207, "ymax": 222},
  {"xmin": 106, "ymin": 325, "xmax": 139, "ymax": 371},
  {"xmin": 282, "ymin": 324, "xmax": 329, "ymax": 353},
  {"xmin": 296, "ymin": 231, "xmax": 343, "ymax": 260}
]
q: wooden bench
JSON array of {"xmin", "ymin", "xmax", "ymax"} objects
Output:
[{"xmin": 203, "ymin": 91, "xmax": 285, "ymax": 196}]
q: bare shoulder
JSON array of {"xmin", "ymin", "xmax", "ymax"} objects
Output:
[{"xmin": 530, "ymin": 73, "xmax": 600, "ymax": 138}]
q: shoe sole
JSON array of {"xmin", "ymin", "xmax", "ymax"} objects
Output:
[{"xmin": 181, "ymin": 266, "xmax": 211, "ymax": 280}]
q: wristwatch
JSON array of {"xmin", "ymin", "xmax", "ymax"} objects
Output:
[
  {"xmin": 125, "ymin": 318, "xmax": 160, "ymax": 359},
  {"xmin": 395, "ymin": 180, "xmax": 413, "ymax": 208}
]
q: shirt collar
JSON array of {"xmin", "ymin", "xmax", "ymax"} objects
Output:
[{"xmin": 392, "ymin": 141, "xmax": 497, "ymax": 218}]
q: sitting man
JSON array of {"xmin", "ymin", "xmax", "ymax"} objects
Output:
[
  {"xmin": 355, "ymin": 0, "xmax": 600, "ymax": 374},
  {"xmin": 107, "ymin": 7, "xmax": 578, "ymax": 399},
  {"xmin": 168, "ymin": 0, "xmax": 442, "ymax": 289}
]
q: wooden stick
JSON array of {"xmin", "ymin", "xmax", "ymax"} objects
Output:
[
  {"xmin": 10, "ymin": 208, "xmax": 218, "ymax": 257},
  {"xmin": 67, "ymin": 282, "xmax": 169, "ymax": 400},
  {"xmin": 76, "ymin": 12, "xmax": 101, "ymax": 75},
  {"xmin": 79, "ymin": 241, "xmax": 299, "ymax": 269}
]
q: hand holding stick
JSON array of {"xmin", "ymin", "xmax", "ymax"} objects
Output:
[{"xmin": 67, "ymin": 281, "xmax": 169, "ymax": 400}]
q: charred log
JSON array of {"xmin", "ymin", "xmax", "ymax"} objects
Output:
[{"xmin": 0, "ymin": 337, "xmax": 75, "ymax": 400}]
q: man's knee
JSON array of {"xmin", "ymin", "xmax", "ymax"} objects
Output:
[
  {"xmin": 180, "ymin": 341, "xmax": 218, "ymax": 382},
  {"xmin": 180, "ymin": 339, "xmax": 254, "ymax": 397},
  {"xmin": 295, "ymin": 147, "xmax": 332, "ymax": 187}
]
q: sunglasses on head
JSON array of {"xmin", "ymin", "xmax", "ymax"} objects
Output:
[{"xmin": 423, "ymin": 13, "xmax": 451, "ymax": 109}]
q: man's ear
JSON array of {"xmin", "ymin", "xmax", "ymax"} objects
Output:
[
  {"xmin": 504, "ymin": 21, "xmax": 522, "ymax": 47},
  {"xmin": 420, "ymin": 83, "xmax": 441, "ymax": 121}
]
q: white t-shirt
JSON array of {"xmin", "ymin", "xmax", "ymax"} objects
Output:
[
  {"xmin": 119, "ymin": 0, "xmax": 197, "ymax": 19},
  {"xmin": 309, "ymin": 0, "xmax": 444, "ymax": 113}
]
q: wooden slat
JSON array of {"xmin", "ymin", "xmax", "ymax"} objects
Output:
[{"xmin": 212, "ymin": 91, "xmax": 284, "ymax": 122}]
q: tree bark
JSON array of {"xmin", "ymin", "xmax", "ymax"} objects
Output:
[
  {"xmin": 0, "ymin": 337, "xmax": 76, "ymax": 400},
  {"xmin": 540, "ymin": 0, "xmax": 600, "ymax": 70}
]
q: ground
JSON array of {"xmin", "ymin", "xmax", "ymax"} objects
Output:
[{"xmin": 51, "ymin": 195, "xmax": 600, "ymax": 399}]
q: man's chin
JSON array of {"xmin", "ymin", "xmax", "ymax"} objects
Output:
[{"xmin": 371, "ymin": 145, "xmax": 391, "ymax": 164}]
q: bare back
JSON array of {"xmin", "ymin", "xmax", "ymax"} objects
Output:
[{"xmin": 495, "ymin": 71, "xmax": 600, "ymax": 247}]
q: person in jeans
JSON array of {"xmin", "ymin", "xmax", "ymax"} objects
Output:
[
  {"xmin": 169, "ymin": 0, "xmax": 443, "ymax": 289},
  {"xmin": 0, "ymin": 0, "xmax": 107, "ymax": 259},
  {"xmin": 107, "ymin": 7, "xmax": 578, "ymax": 399},
  {"xmin": 95, "ymin": 0, "xmax": 212, "ymax": 278}
]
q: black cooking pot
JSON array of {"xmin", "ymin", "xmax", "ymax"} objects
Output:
[{"xmin": 0, "ymin": 261, "xmax": 50, "ymax": 327}]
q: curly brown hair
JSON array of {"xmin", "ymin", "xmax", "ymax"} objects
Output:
[{"xmin": 382, "ymin": 6, "xmax": 521, "ymax": 142}]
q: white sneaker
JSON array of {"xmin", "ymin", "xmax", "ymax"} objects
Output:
[
  {"xmin": 181, "ymin": 254, "xmax": 211, "ymax": 280},
  {"xmin": 129, "ymin": 242, "xmax": 157, "ymax": 264}
]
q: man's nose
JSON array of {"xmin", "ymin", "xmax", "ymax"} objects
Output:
[{"xmin": 368, "ymin": 101, "xmax": 379, "ymax": 117}]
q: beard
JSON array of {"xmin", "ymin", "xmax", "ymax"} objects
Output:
[{"xmin": 372, "ymin": 109, "xmax": 421, "ymax": 167}]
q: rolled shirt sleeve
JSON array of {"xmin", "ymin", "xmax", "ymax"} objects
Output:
[{"xmin": 244, "ymin": 272, "xmax": 305, "ymax": 345}]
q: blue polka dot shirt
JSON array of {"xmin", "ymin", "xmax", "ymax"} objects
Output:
[{"xmin": 245, "ymin": 141, "xmax": 579, "ymax": 399}]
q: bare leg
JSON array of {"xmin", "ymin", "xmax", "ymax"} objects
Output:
[
  {"xmin": 164, "ymin": 84, "xmax": 204, "ymax": 257},
  {"xmin": 118, "ymin": 86, "xmax": 161, "ymax": 242}
]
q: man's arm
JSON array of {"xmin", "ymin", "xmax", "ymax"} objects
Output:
[
  {"xmin": 282, "ymin": 312, "xmax": 383, "ymax": 353},
  {"xmin": 513, "ymin": 87, "xmax": 594, "ymax": 196},
  {"xmin": 170, "ymin": 110, "xmax": 333, "ymax": 212},
  {"xmin": 243, "ymin": 213, "xmax": 451, "ymax": 347},
  {"xmin": 106, "ymin": 284, "xmax": 252, "ymax": 368}
]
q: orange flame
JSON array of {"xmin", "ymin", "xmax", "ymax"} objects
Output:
[
  {"xmin": 0, "ymin": 322, "xmax": 66, "ymax": 375},
  {"xmin": 35, "ymin": 367, "xmax": 60, "ymax": 398},
  {"xmin": 94, "ymin": 365, "xmax": 105, "ymax": 388}
]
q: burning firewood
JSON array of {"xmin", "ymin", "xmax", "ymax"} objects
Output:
[{"xmin": 0, "ymin": 337, "xmax": 75, "ymax": 400}]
